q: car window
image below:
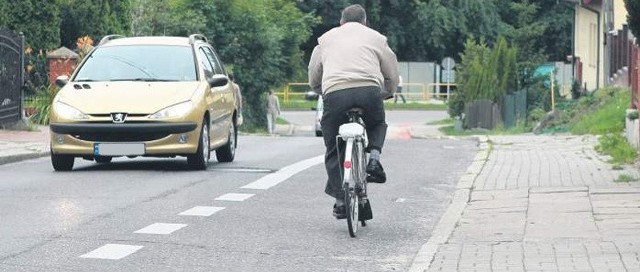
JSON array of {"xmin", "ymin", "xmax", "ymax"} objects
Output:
[
  {"xmin": 197, "ymin": 48, "xmax": 215, "ymax": 79},
  {"xmin": 74, "ymin": 45, "xmax": 196, "ymax": 82},
  {"xmin": 201, "ymin": 46, "xmax": 224, "ymax": 75}
]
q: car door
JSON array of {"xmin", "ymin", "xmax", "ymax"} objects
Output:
[
  {"xmin": 195, "ymin": 46, "xmax": 222, "ymax": 145},
  {"xmin": 200, "ymin": 46, "xmax": 234, "ymax": 146}
]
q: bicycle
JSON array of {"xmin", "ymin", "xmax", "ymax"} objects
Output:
[{"xmin": 337, "ymin": 109, "xmax": 373, "ymax": 237}]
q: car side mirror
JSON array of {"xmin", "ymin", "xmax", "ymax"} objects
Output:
[
  {"xmin": 55, "ymin": 75, "xmax": 69, "ymax": 88},
  {"xmin": 208, "ymin": 74, "xmax": 228, "ymax": 88}
]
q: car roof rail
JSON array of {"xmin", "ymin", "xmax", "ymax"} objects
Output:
[
  {"xmin": 189, "ymin": 34, "xmax": 208, "ymax": 45},
  {"xmin": 98, "ymin": 35, "xmax": 125, "ymax": 46}
]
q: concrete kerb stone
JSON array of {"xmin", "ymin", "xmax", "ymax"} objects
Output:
[
  {"xmin": 408, "ymin": 136, "xmax": 491, "ymax": 272},
  {"xmin": 0, "ymin": 150, "xmax": 50, "ymax": 166}
]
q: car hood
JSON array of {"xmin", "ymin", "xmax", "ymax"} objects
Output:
[{"xmin": 56, "ymin": 81, "xmax": 202, "ymax": 114}]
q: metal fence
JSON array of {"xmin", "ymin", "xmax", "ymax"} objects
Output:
[
  {"xmin": 278, "ymin": 82, "xmax": 456, "ymax": 102},
  {"xmin": 464, "ymin": 90, "xmax": 527, "ymax": 129},
  {"xmin": 0, "ymin": 29, "xmax": 24, "ymax": 125}
]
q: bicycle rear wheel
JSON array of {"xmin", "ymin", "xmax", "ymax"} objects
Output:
[
  {"xmin": 345, "ymin": 184, "xmax": 359, "ymax": 237},
  {"xmin": 342, "ymin": 138, "xmax": 359, "ymax": 237}
]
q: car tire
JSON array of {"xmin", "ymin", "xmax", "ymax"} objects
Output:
[
  {"xmin": 95, "ymin": 156, "xmax": 112, "ymax": 163},
  {"xmin": 216, "ymin": 120, "xmax": 236, "ymax": 162},
  {"xmin": 187, "ymin": 118, "xmax": 210, "ymax": 170},
  {"xmin": 51, "ymin": 153, "xmax": 74, "ymax": 171}
]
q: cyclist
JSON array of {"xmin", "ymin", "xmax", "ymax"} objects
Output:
[{"xmin": 308, "ymin": 4, "xmax": 399, "ymax": 219}]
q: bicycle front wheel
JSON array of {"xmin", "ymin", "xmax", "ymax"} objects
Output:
[{"xmin": 346, "ymin": 184, "xmax": 359, "ymax": 237}]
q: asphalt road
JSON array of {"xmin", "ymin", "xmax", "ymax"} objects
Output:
[{"xmin": 0, "ymin": 111, "xmax": 476, "ymax": 272}]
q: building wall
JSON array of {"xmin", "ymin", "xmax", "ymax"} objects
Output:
[
  {"xmin": 575, "ymin": 5, "xmax": 603, "ymax": 91},
  {"xmin": 613, "ymin": 0, "xmax": 628, "ymax": 30}
]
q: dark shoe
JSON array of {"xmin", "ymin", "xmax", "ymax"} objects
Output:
[
  {"xmin": 333, "ymin": 204, "xmax": 347, "ymax": 219},
  {"xmin": 366, "ymin": 159, "xmax": 386, "ymax": 183}
]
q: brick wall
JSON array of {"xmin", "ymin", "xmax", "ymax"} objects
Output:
[{"xmin": 47, "ymin": 58, "xmax": 77, "ymax": 84}]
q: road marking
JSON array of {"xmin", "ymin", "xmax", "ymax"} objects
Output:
[
  {"xmin": 179, "ymin": 206, "xmax": 225, "ymax": 216},
  {"xmin": 215, "ymin": 193, "xmax": 254, "ymax": 202},
  {"xmin": 395, "ymin": 198, "xmax": 407, "ymax": 203},
  {"xmin": 80, "ymin": 244, "xmax": 143, "ymax": 260},
  {"xmin": 241, "ymin": 155, "xmax": 324, "ymax": 190},
  {"xmin": 134, "ymin": 223, "xmax": 187, "ymax": 235}
]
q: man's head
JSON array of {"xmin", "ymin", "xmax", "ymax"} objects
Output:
[
  {"xmin": 228, "ymin": 73, "xmax": 235, "ymax": 81},
  {"xmin": 340, "ymin": 4, "xmax": 366, "ymax": 25}
]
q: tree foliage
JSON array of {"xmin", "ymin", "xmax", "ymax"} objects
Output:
[
  {"xmin": 456, "ymin": 37, "xmax": 517, "ymax": 105},
  {"xmin": 59, "ymin": 0, "xmax": 131, "ymax": 48},
  {"xmin": 0, "ymin": 0, "xmax": 61, "ymax": 50},
  {"xmin": 210, "ymin": 0, "xmax": 316, "ymax": 130},
  {"xmin": 626, "ymin": 0, "xmax": 640, "ymax": 41}
]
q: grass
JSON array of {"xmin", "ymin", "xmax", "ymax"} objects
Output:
[
  {"xmin": 440, "ymin": 121, "xmax": 529, "ymax": 136},
  {"xmin": 276, "ymin": 116, "xmax": 289, "ymax": 125},
  {"xmin": 614, "ymin": 174, "xmax": 639, "ymax": 183},
  {"xmin": 595, "ymin": 133, "xmax": 637, "ymax": 164},
  {"xmin": 570, "ymin": 89, "xmax": 629, "ymax": 135},
  {"xmin": 533, "ymin": 87, "xmax": 637, "ymax": 165},
  {"xmin": 428, "ymin": 118, "xmax": 455, "ymax": 125}
]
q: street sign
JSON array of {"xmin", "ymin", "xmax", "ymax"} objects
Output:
[
  {"xmin": 442, "ymin": 57, "xmax": 455, "ymax": 70},
  {"xmin": 442, "ymin": 70, "xmax": 456, "ymax": 83}
]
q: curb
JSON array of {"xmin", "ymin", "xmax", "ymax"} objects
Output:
[
  {"xmin": 0, "ymin": 151, "xmax": 50, "ymax": 166},
  {"xmin": 408, "ymin": 136, "xmax": 491, "ymax": 272}
]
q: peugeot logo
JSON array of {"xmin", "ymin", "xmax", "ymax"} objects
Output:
[{"xmin": 111, "ymin": 113, "xmax": 127, "ymax": 123}]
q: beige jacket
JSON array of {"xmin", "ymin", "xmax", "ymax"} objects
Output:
[{"xmin": 308, "ymin": 22, "xmax": 399, "ymax": 98}]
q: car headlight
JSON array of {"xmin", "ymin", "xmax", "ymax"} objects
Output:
[
  {"xmin": 148, "ymin": 101, "xmax": 193, "ymax": 119},
  {"xmin": 54, "ymin": 102, "xmax": 89, "ymax": 120}
]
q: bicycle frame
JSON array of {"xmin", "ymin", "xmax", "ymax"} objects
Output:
[{"xmin": 336, "ymin": 110, "xmax": 369, "ymax": 237}]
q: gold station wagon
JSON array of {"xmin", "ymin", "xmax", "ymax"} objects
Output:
[{"xmin": 50, "ymin": 34, "xmax": 239, "ymax": 171}]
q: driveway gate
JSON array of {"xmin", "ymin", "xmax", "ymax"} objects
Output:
[{"xmin": 0, "ymin": 29, "xmax": 24, "ymax": 125}]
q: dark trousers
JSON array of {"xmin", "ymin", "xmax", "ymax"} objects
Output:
[{"xmin": 321, "ymin": 86, "xmax": 387, "ymax": 199}]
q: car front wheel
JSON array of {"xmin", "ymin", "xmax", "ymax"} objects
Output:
[
  {"xmin": 187, "ymin": 118, "xmax": 210, "ymax": 170},
  {"xmin": 51, "ymin": 152, "xmax": 74, "ymax": 171}
]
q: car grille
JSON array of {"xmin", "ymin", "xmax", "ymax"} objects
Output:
[
  {"xmin": 71, "ymin": 132, "xmax": 170, "ymax": 142},
  {"xmin": 70, "ymin": 121, "xmax": 171, "ymax": 142}
]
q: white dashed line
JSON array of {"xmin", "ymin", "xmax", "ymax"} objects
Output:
[
  {"xmin": 80, "ymin": 244, "xmax": 143, "ymax": 260},
  {"xmin": 241, "ymin": 155, "xmax": 323, "ymax": 190},
  {"xmin": 134, "ymin": 223, "xmax": 187, "ymax": 235},
  {"xmin": 215, "ymin": 193, "xmax": 254, "ymax": 202},
  {"xmin": 179, "ymin": 206, "xmax": 225, "ymax": 216}
]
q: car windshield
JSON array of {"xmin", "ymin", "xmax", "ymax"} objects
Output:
[{"xmin": 74, "ymin": 45, "xmax": 197, "ymax": 82}]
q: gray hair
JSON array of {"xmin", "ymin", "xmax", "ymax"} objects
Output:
[{"xmin": 340, "ymin": 4, "xmax": 366, "ymax": 25}]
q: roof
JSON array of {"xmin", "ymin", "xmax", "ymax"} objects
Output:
[
  {"xmin": 101, "ymin": 36, "xmax": 193, "ymax": 47},
  {"xmin": 47, "ymin": 46, "xmax": 79, "ymax": 59}
]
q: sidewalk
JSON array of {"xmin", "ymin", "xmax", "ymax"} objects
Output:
[
  {"xmin": 410, "ymin": 134, "xmax": 640, "ymax": 272},
  {"xmin": 0, "ymin": 126, "xmax": 50, "ymax": 165}
]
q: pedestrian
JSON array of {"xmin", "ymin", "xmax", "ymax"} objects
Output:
[
  {"xmin": 266, "ymin": 90, "xmax": 280, "ymax": 135},
  {"xmin": 229, "ymin": 73, "xmax": 243, "ymax": 125},
  {"xmin": 308, "ymin": 4, "xmax": 399, "ymax": 218},
  {"xmin": 394, "ymin": 75, "xmax": 406, "ymax": 104}
]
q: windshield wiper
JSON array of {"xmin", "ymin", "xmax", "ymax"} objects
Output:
[{"xmin": 110, "ymin": 78, "xmax": 179, "ymax": 82}]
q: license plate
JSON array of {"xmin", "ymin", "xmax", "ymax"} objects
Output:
[{"xmin": 94, "ymin": 143, "xmax": 145, "ymax": 156}]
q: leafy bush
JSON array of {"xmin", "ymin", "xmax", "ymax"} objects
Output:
[
  {"xmin": 27, "ymin": 85, "xmax": 59, "ymax": 125},
  {"xmin": 449, "ymin": 36, "xmax": 517, "ymax": 118},
  {"xmin": 527, "ymin": 107, "xmax": 546, "ymax": 124},
  {"xmin": 447, "ymin": 92, "xmax": 465, "ymax": 118}
]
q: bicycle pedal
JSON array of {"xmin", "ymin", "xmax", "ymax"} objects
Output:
[{"xmin": 359, "ymin": 199, "xmax": 373, "ymax": 221}]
